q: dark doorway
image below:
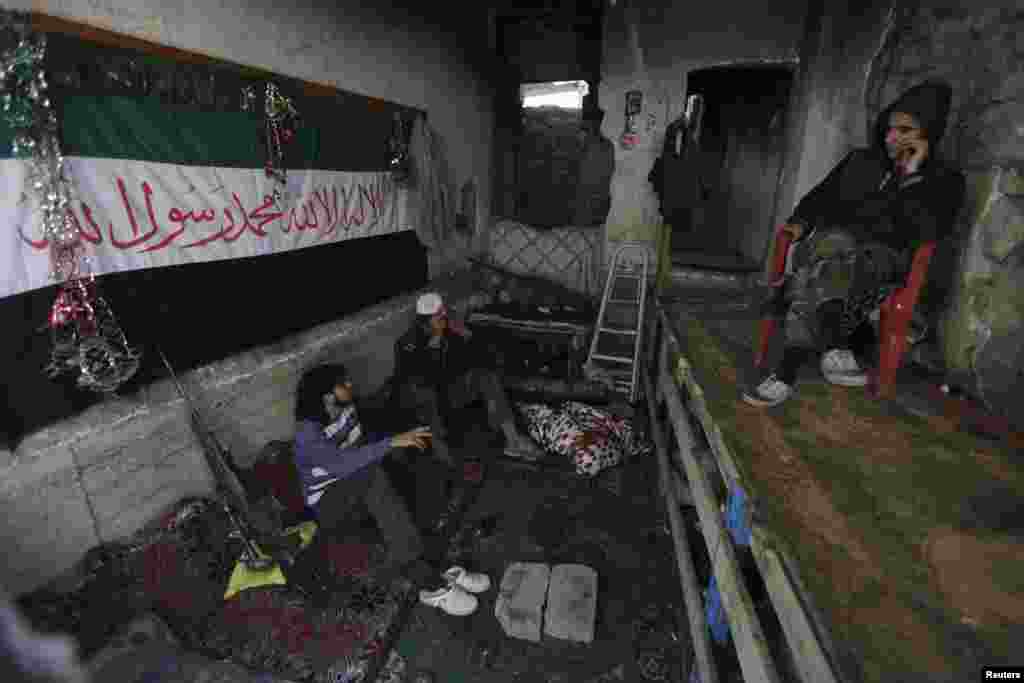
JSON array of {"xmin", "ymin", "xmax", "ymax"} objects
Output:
[{"xmin": 673, "ymin": 64, "xmax": 794, "ymax": 272}]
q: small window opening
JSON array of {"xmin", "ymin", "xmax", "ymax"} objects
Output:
[{"xmin": 520, "ymin": 80, "xmax": 589, "ymax": 110}]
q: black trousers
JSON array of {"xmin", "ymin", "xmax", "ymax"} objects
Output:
[
  {"xmin": 396, "ymin": 368, "xmax": 511, "ymax": 469},
  {"xmin": 312, "ymin": 456, "xmax": 446, "ymax": 567}
]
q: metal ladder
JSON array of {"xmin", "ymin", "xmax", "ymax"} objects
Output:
[{"xmin": 585, "ymin": 241, "xmax": 649, "ymax": 402}]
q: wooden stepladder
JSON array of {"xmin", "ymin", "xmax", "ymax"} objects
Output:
[{"xmin": 585, "ymin": 241, "xmax": 649, "ymax": 402}]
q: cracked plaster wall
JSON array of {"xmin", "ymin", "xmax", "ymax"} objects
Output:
[{"xmin": 597, "ymin": 0, "xmax": 806, "ymax": 271}]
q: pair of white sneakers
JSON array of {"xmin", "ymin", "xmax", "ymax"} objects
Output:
[
  {"xmin": 418, "ymin": 566, "xmax": 492, "ymax": 616},
  {"xmin": 743, "ymin": 349, "xmax": 868, "ymax": 407}
]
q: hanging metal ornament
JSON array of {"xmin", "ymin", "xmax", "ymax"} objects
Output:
[
  {"xmin": 240, "ymin": 84, "xmax": 256, "ymax": 112},
  {"xmin": 388, "ymin": 112, "xmax": 412, "ymax": 185},
  {"xmin": 262, "ymin": 82, "xmax": 300, "ymax": 208},
  {"xmin": 1, "ymin": 12, "xmax": 140, "ymax": 393}
]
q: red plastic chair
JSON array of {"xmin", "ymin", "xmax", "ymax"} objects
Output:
[{"xmin": 754, "ymin": 224, "xmax": 935, "ymax": 399}]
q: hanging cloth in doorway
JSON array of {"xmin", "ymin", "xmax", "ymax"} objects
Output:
[
  {"xmin": 409, "ymin": 114, "xmax": 456, "ymax": 258},
  {"xmin": 648, "ymin": 116, "xmax": 702, "ymax": 230}
]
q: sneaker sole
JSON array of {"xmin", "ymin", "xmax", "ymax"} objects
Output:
[
  {"xmin": 419, "ymin": 590, "xmax": 478, "ymax": 616},
  {"xmin": 824, "ymin": 373, "xmax": 868, "ymax": 387},
  {"xmin": 420, "ymin": 600, "xmax": 477, "ymax": 616},
  {"xmin": 741, "ymin": 392, "xmax": 789, "ymax": 408}
]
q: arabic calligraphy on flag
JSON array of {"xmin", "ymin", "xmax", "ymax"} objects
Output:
[{"xmin": 1, "ymin": 157, "xmax": 412, "ymax": 300}]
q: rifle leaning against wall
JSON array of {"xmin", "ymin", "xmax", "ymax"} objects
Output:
[{"xmin": 157, "ymin": 348, "xmax": 285, "ymax": 573}]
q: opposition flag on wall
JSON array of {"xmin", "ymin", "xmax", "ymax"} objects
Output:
[{"xmin": 1, "ymin": 96, "xmax": 412, "ymax": 300}]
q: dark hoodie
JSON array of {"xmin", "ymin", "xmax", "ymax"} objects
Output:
[{"xmin": 788, "ymin": 80, "xmax": 966, "ymax": 271}]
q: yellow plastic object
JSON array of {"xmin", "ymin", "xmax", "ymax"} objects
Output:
[{"xmin": 223, "ymin": 521, "xmax": 318, "ymax": 600}]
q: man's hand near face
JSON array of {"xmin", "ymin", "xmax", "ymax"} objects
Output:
[
  {"xmin": 897, "ymin": 137, "xmax": 929, "ymax": 176},
  {"xmin": 781, "ymin": 222, "xmax": 806, "ymax": 240}
]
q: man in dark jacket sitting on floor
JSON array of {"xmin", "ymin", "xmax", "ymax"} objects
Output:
[
  {"xmin": 744, "ymin": 79, "xmax": 966, "ymax": 407},
  {"xmin": 391, "ymin": 292, "xmax": 545, "ymax": 467}
]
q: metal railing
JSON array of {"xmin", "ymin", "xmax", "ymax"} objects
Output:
[{"xmin": 642, "ymin": 301, "xmax": 846, "ymax": 683}]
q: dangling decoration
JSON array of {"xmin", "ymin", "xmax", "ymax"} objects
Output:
[
  {"xmin": 239, "ymin": 84, "xmax": 256, "ymax": 112},
  {"xmin": 620, "ymin": 90, "xmax": 643, "ymax": 150},
  {"xmin": 1, "ymin": 10, "xmax": 140, "ymax": 392},
  {"xmin": 387, "ymin": 111, "xmax": 412, "ymax": 185},
  {"xmin": 262, "ymin": 82, "xmax": 300, "ymax": 208}
]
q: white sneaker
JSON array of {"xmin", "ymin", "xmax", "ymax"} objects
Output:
[
  {"xmin": 821, "ymin": 349, "xmax": 868, "ymax": 387},
  {"xmin": 419, "ymin": 584, "xmax": 478, "ymax": 616},
  {"xmin": 442, "ymin": 566, "xmax": 491, "ymax": 594},
  {"xmin": 742, "ymin": 374, "xmax": 793, "ymax": 407}
]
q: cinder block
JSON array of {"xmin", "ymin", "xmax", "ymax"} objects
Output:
[
  {"xmin": 544, "ymin": 564, "xmax": 598, "ymax": 644},
  {"xmin": 495, "ymin": 562, "xmax": 550, "ymax": 642}
]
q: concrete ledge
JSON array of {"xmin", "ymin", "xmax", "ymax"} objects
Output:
[{"xmin": 3, "ymin": 269, "xmax": 479, "ymax": 597}]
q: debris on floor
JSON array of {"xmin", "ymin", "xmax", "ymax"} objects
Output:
[{"xmin": 14, "ymin": 405, "xmax": 688, "ymax": 683}]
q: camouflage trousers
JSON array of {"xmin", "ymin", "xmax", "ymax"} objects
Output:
[{"xmin": 780, "ymin": 229, "xmax": 906, "ymax": 344}]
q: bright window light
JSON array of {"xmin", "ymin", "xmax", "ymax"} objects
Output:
[{"xmin": 521, "ymin": 81, "xmax": 589, "ymax": 110}]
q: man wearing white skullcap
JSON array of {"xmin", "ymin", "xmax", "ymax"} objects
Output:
[
  {"xmin": 415, "ymin": 292, "xmax": 444, "ymax": 317},
  {"xmin": 393, "ymin": 292, "xmax": 544, "ymax": 469}
]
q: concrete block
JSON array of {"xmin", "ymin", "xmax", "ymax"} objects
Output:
[
  {"xmin": 0, "ymin": 465, "xmax": 100, "ymax": 596},
  {"xmin": 544, "ymin": 564, "xmax": 598, "ymax": 644},
  {"xmin": 495, "ymin": 562, "xmax": 550, "ymax": 642}
]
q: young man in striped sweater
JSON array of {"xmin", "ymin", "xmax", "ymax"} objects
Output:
[{"xmin": 293, "ymin": 364, "xmax": 487, "ymax": 615}]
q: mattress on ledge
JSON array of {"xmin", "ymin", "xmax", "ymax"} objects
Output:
[{"xmin": 467, "ymin": 304, "xmax": 593, "ymax": 334}]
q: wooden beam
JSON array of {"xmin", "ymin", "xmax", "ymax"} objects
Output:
[
  {"xmin": 659, "ymin": 308, "xmax": 844, "ymax": 683},
  {"xmin": 658, "ymin": 337, "xmax": 781, "ymax": 683},
  {"xmin": 750, "ymin": 531, "xmax": 844, "ymax": 683},
  {"xmin": 642, "ymin": 353, "xmax": 718, "ymax": 683}
]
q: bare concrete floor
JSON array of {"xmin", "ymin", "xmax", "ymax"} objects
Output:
[{"xmin": 387, "ymin": 417, "xmax": 696, "ymax": 683}]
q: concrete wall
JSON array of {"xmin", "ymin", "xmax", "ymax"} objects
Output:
[
  {"xmin": 13, "ymin": 0, "xmax": 495, "ymax": 274},
  {"xmin": 0, "ymin": 0, "xmax": 495, "ymax": 595},
  {"xmin": 864, "ymin": 1, "xmax": 1024, "ymax": 422},
  {"xmin": 772, "ymin": 0, "xmax": 897, "ymax": 262},
  {"xmin": 598, "ymin": 0, "xmax": 806, "ymax": 269},
  {"xmin": 0, "ymin": 271, "xmax": 480, "ymax": 596}
]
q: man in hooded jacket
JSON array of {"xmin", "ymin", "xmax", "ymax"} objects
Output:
[{"xmin": 744, "ymin": 80, "xmax": 966, "ymax": 407}]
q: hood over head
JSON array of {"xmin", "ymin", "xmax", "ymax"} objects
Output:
[{"xmin": 875, "ymin": 79, "xmax": 954, "ymax": 150}]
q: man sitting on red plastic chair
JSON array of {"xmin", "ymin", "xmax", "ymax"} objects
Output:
[{"xmin": 744, "ymin": 80, "xmax": 965, "ymax": 407}]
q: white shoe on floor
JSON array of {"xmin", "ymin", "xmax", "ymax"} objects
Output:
[
  {"xmin": 419, "ymin": 584, "xmax": 478, "ymax": 616},
  {"xmin": 442, "ymin": 566, "xmax": 491, "ymax": 594},
  {"xmin": 742, "ymin": 374, "xmax": 793, "ymax": 407},
  {"xmin": 821, "ymin": 349, "xmax": 868, "ymax": 387}
]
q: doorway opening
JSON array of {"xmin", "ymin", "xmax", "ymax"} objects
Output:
[{"xmin": 673, "ymin": 64, "xmax": 794, "ymax": 272}]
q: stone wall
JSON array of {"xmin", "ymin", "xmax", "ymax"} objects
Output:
[
  {"xmin": 0, "ymin": 272, "xmax": 479, "ymax": 597},
  {"xmin": 863, "ymin": 1, "xmax": 1024, "ymax": 420}
]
